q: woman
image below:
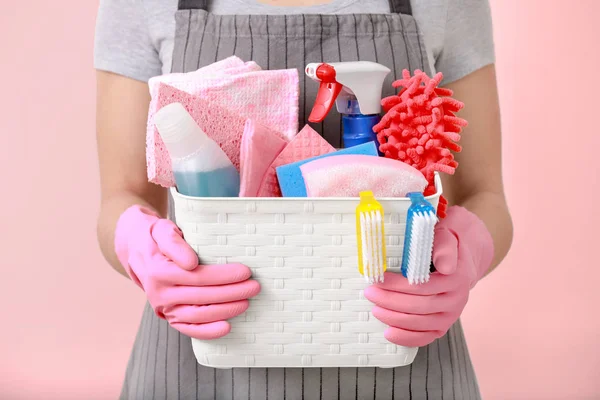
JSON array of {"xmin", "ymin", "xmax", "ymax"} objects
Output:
[{"xmin": 94, "ymin": 0, "xmax": 513, "ymax": 398}]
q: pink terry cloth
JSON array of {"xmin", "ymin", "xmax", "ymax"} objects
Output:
[
  {"xmin": 147, "ymin": 84, "xmax": 250, "ymax": 187},
  {"xmin": 300, "ymin": 154, "xmax": 428, "ymax": 197},
  {"xmin": 239, "ymin": 119, "xmax": 288, "ymax": 197},
  {"xmin": 148, "ymin": 57, "xmax": 262, "ymax": 101},
  {"xmin": 257, "ymin": 125, "xmax": 336, "ymax": 197},
  {"xmin": 148, "ymin": 59, "xmax": 298, "ymax": 140}
]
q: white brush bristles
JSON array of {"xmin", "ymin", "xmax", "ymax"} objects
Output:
[
  {"xmin": 359, "ymin": 209, "xmax": 385, "ymax": 284},
  {"xmin": 405, "ymin": 210, "xmax": 437, "ymax": 285}
]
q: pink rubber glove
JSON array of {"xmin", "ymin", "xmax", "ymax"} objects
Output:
[
  {"xmin": 114, "ymin": 205, "xmax": 261, "ymax": 340},
  {"xmin": 364, "ymin": 206, "xmax": 494, "ymax": 347}
]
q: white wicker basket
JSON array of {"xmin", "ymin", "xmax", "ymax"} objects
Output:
[{"xmin": 171, "ymin": 173, "xmax": 442, "ymax": 369}]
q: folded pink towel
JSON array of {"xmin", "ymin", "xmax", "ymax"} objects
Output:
[
  {"xmin": 148, "ymin": 56, "xmax": 257, "ymax": 101},
  {"xmin": 147, "ymin": 84, "xmax": 250, "ymax": 187},
  {"xmin": 300, "ymin": 154, "xmax": 428, "ymax": 197},
  {"xmin": 257, "ymin": 125, "xmax": 335, "ymax": 197},
  {"xmin": 239, "ymin": 119, "xmax": 288, "ymax": 197},
  {"xmin": 147, "ymin": 57, "xmax": 299, "ymax": 187}
]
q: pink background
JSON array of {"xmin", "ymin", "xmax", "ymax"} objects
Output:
[{"xmin": 1, "ymin": 0, "xmax": 599, "ymax": 399}]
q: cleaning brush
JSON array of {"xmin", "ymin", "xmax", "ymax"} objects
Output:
[
  {"xmin": 401, "ymin": 192, "xmax": 438, "ymax": 284},
  {"xmin": 356, "ymin": 191, "xmax": 387, "ymax": 284}
]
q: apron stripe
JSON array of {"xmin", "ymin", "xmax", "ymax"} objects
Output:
[
  {"xmin": 409, "ymin": 364, "xmax": 413, "ymax": 399},
  {"xmin": 180, "ymin": 10, "xmax": 192, "ymax": 73},
  {"xmin": 415, "ymin": 21, "xmax": 425, "ymax": 72},
  {"xmin": 151, "ymin": 318, "xmax": 159, "ymax": 399},
  {"xmin": 163, "ymin": 323, "xmax": 168, "ymax": 399},
  {"xmin": 436, "ymin": 339, "xmax": 444, "ymax": 399},
  {"xmin": 249, "ymin": 15, "xmax": 254, "ymax": 61},
  {"xmin": 177, "ymin": 327, "xmax": 181, "ymax": 399},
  {"xmin": 233, "ymin": 15, "xmax": 238, "ymax": 56},
  {"xmin": 425, "ymin": 345, "xmax": 430, "ymax": 400},
  {"xmin": 266, "ymin": 15, "xmax": 270, "ymax": 69},
  {"xmin": 396, "ymin": 14, "xmax": 412, "ymax": 72},
  {"xmin": 196, "ymin": 13, "xmax": 208, "ymax": 69},
  {"xmin": 352, "ymin": 14, "xmax": 360, "ymax": 59},
  {"xmin": 447, "ymin": 333, "xmax": 456, "ymax": 400},
  {"xmin": 141, "ymin": 308, "xmax": 153, "ymax": 398},
  {"xmin": 384, "ymin": 16, "xmax": 398, "ymax": 81},
  {"xmin": 215, "ymin": 16, "xmax": 222, "ymax": 62}
]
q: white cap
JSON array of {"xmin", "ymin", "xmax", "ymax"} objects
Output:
[
  {"xmin": 154, "ymin": 102, "xmax": 209, "ymax": 159},
  {"xmin": 329, "ymin": 62, "xmax": 391, "ymax": 115}
]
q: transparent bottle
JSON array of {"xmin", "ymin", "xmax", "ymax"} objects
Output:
[{"xmin": 154, "ymin": 102, "xmax": 240, "ymax": 197}]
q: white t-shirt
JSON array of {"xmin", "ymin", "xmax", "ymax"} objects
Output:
[{"xmin": 94, "ymin": 0, "xmax": 495, "ymax": 85}]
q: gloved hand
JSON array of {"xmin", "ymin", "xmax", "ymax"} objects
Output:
[
  {"xmin": 114, "ymin": 205, "xmax": 261, "ymax": 340},
  {"xmin": 364, "ymin": 206, "xmax": 494, "ymax": 347}
]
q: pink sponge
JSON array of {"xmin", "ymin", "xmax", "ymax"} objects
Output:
[
  {"xmin": 300, "ymin": 154, "xmax": 428, "ymax": 197},
  {"xmin": 257, "ymin": 125, "xmax": 335, "ymax": 197},
  {"xmin": 147, "ymin": 84, "xmax": 249, "ymax": 187},
  {"xmin": 239, "ymin": 119, "xmax": 288, "ymax": 197}
]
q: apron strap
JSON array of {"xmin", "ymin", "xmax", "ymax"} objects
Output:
[
  {"xmin": 178, "ymin": 0, "xmax": 208, "ymax": 10},
  {"xmin": 388, "ymin": 0, "xmax": 412, "ymax": 15},
  {"xmin": 178, "ymin": 0, "xmax": 412, "ymax": 14}
]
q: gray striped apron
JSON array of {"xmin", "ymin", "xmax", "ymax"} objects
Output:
[{"xmin": 121, "ymin": 1, "xmax": 482, "ymax": 398}]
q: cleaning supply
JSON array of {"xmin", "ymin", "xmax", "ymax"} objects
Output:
[
  {"xmin": 258, "ymin": 125, "xmax": 335, "ymax": 197},
  {"xmin": 146, "ymin": 57, "xmax": 299, "ymax": 188},
  {"xmin": 299, "ymin": 154, "xmax": 427, "ymax": 198},
  {"xmin": 305, "ymin": 61, "xmax": 390, "ymax": 149},
  {"xmin": 356, "ymin": 191, "xmax": 387, "ymax": 284},
  {"xmin": 363, "ymin": 206, "xmax": 495, "ymax": 348},
  {"xmin": 239, "ymin": 119, "xmax": 288, "ymax": 197},
  {"xmin": 114, "ymin": 204, "xmax": 261, "ymax": 340},
  {"xmin": 148, "ymin": 55, "xmax": 298, "ymax": 140},
  {"xmin": 147, "ymin": 83, "xmax": 250, "ymax": 188},
  {"xmin": 276, "ymin": 141, "xmax": 379, "ymax": 197},
  {"xmin": 373, "ymin": 69, "xmax": 468, "ymax": 218},
  {"xmin": 154, "ymin": 102, "xmax": 240, "ymax": 197},
  {"xmin": 401, "ymin": 192, "xmax": 437, "ymax": 285}
]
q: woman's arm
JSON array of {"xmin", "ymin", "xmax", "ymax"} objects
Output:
[
  {"xmin": 96, "ymin": 71, "xmax": 168, "ymax": 277},
  {"xmin": 441, "ymin": 64, "xmax": 514, "ymax": 274}
]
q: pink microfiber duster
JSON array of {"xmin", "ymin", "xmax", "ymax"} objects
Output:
[
  {"xmin": 257, "ymin": 125, "xmax": 335, "ymax": 197},
  {"xmin": 239, "ymin": 119, "xmax": 288, "ymax": 197},
  {"xmin": 146, "ymin": 56, "xmax": 299, "ymax": 187},
  {"xmin": 373, "ymin": 69, "xmax": 467, "ymax": 218},
  {"xmin": 300, "ymin": 154, "xmax": 427, "ymax": 198},
  {"xmin": 147, "ymin": 84, "xmax": 250, "ymax": 187}
]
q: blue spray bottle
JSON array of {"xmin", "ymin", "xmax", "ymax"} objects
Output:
[{"xmin": 305, "ymin": 61, "xmax": 391, "ymax": 152}]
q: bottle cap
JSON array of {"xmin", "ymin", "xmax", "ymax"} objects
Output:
[{"xmin": 154, "ymin": 102, "xmax": 209, "ymax": 159}]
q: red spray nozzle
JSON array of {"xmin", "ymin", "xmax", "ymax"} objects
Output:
[{"xmin": 307, "ymin": 64, "xmax": 343, "ymax": 123}]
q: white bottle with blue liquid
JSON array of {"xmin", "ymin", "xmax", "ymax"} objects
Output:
[{"xmin": 154, "ymin": 102, "xmax": 240, "ymax": 197}]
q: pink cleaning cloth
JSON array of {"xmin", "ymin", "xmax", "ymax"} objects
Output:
[
  {"xmin": 147, "ymin": 84, "xmax": 250, "ymax": 187},
  {"xmin": 148, "ymin": 57, "xmax": 262, "ymax": 101},
  {"xmin": 147, "ymin": 57, "xmax": 299, "ymax": 187},
  {"xmin": 300, "ymin": 154, "xmax": 428, "ymax": 197},
  {"xmin": 257, "ymin": 125, "xmax": 335, "ymax": 197},
  {"xmin": 239, "ymin": 119, "xmax": 288, "ymax": 197}
]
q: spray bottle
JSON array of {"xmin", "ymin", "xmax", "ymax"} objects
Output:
[{"xmin": 305, "ymin": 61, "xmax": 391, "ymax": 150}]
